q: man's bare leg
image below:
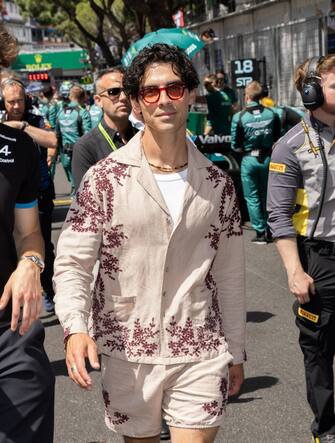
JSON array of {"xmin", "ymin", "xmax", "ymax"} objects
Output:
[
  {"xmin": 124, "ymin": 435, "xmax": 160, "ymax": 443},
  {"xmin": 169, "ymin": 426, "xmax": 219, "ymax": 443}
]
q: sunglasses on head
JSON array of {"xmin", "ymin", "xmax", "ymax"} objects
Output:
[
  {"xmin": 139, "ymin": 82, "xmax": 186, "ymax": 104},
  {"xmin": 99, "ymin": 87, "xmax": 125, "ymax": 97}
]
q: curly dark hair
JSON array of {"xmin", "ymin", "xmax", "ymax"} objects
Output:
[{"xmin": 123, "ymin": 43, "xmax": 199, "ymax": 98}]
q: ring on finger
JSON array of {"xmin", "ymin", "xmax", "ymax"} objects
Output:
[{"xmin": 70, "ymin": 364, "xmax": 77, "ymax": 373}]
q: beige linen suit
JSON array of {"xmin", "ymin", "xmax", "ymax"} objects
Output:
[{"xmin": 54, "ymin": 131, "xmax": 246, "ymax": 366}]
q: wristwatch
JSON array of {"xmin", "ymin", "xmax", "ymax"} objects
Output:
[
  {"xmin": 21, "ymin": 121, "xmax": 29, "ymax": 131},
  {"xmin": 20, "ymin": 255, "xmax": 45, "ymax": 273}
]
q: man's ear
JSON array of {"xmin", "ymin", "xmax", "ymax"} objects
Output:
[
  {"xmin": 189, "ymin": 89, "xmax": 196, "ymax": 105},
  {"xmin": 130, "ymin": 96, "xmax": 142, "ymax": 116},
  {"xmin": 94, "ymin": 94, "xmax": 103, "ymax": 109}
]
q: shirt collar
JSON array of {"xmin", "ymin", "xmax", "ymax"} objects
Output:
[
  {"xmin": 304, "ymin": 113, "xmax": 335, "ymax": 143},
  {"xmin": 246, "ymin": 101, "xmax": 260, "ymax": 108},
  {"xmin": 110, "ymin": 131, "xmax": 212, "ymax": 169},
  {"xmin": 101, "ymin": 117, "xmax": 136, "ymax": 143}
]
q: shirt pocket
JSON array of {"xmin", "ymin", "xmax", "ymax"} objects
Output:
[
  {"xmin": 107, "ymin": 295, "xmax": 136, "ymax": 322},
  {"xmin": 189, "ymin": 286, "xmax": 211, "ymax": 323}
]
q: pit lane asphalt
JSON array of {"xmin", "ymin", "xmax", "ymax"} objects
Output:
[{"xmin": 46, "ymin": 164, "xmax": 312, "ymax": 443}]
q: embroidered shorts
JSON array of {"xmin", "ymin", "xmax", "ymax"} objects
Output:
[{"xmin": 101, "ymin": 353, "xmax": 231, "ymax": 438}]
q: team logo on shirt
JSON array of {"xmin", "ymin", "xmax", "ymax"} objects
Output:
[
  {"xmin": 0, "ymin": 144, "xmax": 14, "ymax": 163},
  {"xmin": 269, "ymin": 162, "xmax": 286, "ymax": 173}
]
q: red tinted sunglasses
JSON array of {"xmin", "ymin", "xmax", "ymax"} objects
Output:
[{"xmin": 139, "ymin": 83, "xmax": 186, "ymax": 104}]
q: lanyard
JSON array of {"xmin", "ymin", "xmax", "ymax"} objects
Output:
[
  {"xmin": 301, "ymin": 119, "xmax": 320, "ymax": 156},
  {"xmin": 98, "ymin": 122, "xmax": 118, "ymax": 151}
]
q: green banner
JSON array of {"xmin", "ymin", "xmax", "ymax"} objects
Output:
[{"xmin": 11, "ymin": 49, "xmax": 91, "ymax": 71}]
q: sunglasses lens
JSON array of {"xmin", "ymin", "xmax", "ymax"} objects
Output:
[
  {"xmin": 142, "ymin": 87, "xmax": 160, "ymax": 103},
  {"xmin": 107, "ymin": 88, "xmax": 122, "ymax": 96},
  {"xmin": 166, "ymin": 84, "xmax": 184, "ymax": 100}
]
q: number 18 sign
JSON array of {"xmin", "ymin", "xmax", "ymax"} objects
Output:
[{"xmin": 231, "ymin": 58, "xmax": 259, "ymax": 88}]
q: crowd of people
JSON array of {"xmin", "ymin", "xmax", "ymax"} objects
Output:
[{"xmin": 1, "ymin": 25, "xmax": 335, "ymax": 443}]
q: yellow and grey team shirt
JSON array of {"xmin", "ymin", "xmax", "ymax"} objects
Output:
[{"xmin": 267, "ymin": 114, "xmax": 335, "ymax": 241}]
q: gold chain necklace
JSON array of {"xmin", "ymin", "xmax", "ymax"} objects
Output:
[{"xmin": 148, "ymin": 161, "xmax": 188, "ymax": 172}]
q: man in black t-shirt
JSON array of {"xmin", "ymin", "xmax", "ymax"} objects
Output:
[
  {"xmin": 0, "ymin": 30, "xmax": 54, "ymax": 442},
  {"xmin": 1, "ymin": 78, "xmax": 58, "ymax": 312}
]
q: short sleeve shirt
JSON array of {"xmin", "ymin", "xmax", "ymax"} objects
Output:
[{"xmin": 0, "ymin": 123, "xmax": 40, "ymax": 322}]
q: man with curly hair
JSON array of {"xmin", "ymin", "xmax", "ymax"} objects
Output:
[{"xmin": 54, "ymin": 44, "xmax": 246, "ymax": 443}]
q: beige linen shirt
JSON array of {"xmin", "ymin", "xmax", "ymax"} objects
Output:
[{"xmin": 54, "ymin": 131, "xmax": 246, "ymax": 365}]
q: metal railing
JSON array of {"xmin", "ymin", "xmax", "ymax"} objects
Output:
[{"xmin": 192, "ymin": 15, "xmax": 326, "ymax": 106}]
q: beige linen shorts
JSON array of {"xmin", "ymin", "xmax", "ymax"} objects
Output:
[{"xmin": 101, "ymin": 353, "xmax": 230, "ymax": 438}]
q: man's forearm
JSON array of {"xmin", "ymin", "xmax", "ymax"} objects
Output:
[
  {"xmin": 15, "ymin": 231, "xmax": 44, "ymax": 261},
  {"xmin": 25, "ymin": 125, "xmax": 57, "ymax": 148},
  {"xmin": 3, "ymin": 121, "xmax": 57, "ymax": 148},
  {"xmin": 275, "ymin": 237, "xmax": 314, "ymax": 303},
  {"xmin": 275, "ymin": 237, "xmax": 302, "ymax": 276}
]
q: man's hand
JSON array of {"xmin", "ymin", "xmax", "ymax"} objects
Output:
[
  {"xmin": 47, "ymin": 155, "xmax": 54, "ymax": 167},
  {"xmin": 288, "ymin": 267, "xmax": 315, "ymax": 304},
  {"xmin": 66, "ymin": 333, "xmax": 100, "ymax": 390},
  {"xmin": 0, "ymin": 259, "xmax": 42, "ymax": 335},
  {"xmin": 47, "ymin": 147, "xmax": 57, "ymax": 167},
  {"xmin": 228, "ymin": 363, "xmax": 244, "ymax": 397}
]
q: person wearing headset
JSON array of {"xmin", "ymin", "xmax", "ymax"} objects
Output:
[
  {"xmin": 0, "ymin": 30, "xmax": 54, "ymax": 442},
  {"xmin": 267, "ymin": 55, "xmax": 335, "ymax": 443},
  {"xmin": 1, "ymin": 78, "xmax": 58, "ymax": 313}
]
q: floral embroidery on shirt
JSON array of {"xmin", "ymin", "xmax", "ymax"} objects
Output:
[
  {"xmin": 205, "ymin": 224, "xmax": 221, "ymax": 250},
  {"xmin": 67, "ymin": 179, "xmax": 105, "ymax": 233},
  {"xmin": 102, "ymin": 390, "xmax": 129, "ymax": 425},
  {"xmin": 100, "ymin": 225, "xmax": 128, "ymax": 280},
  {"xmin": 108, "ymin": 162, "xmax": 130, "ymax": 186},
  {"xmin": 67, "ymin": 159, "xmax": 129, "ymax": 233},
  {"xmin": 166, "ymin": 271, "xmax": 224, "ymax": 357},
  {"xmin": 91, "ymin": 277, "xmax": 159, "ymax": 357},
  {"xmin": 219, "ymin": 175, "xmax": 243, "ymax": 238},
  {"xmin": 205, "ymin": 271, "xmax": 224, "ymax": 336},
  {"xmin": 103, "ymin": 317, "xmax": 160, "ymax": 358},
  {"xmin": 166, "ymin": 316, "xmax": 222, "ymax": 357},
  {"xmin": 105, "ymin": 225, "xmax": 128, "ymax": 248},
  {"xmin": 225, "ymin": 195, "xmax": 243, "ymax": 238},
  {"xmin": 202, "ymin": 377, "xmax": 228, "ymax": 417},
  {"xmin": 206, "ymin": 165, "xmax": 226, "ymax": 188},
  {"xmin": 205, "ymin": 168, "xmax": 242, "ymax": 239}
]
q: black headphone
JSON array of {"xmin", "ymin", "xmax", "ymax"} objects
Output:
[
  {"xmin": 300, "ymin": 56, "xmax": 325, "ymax": 110},
  {"xmin": 0, "ymin": 78, "xmax": 32, "ymax": 112}
]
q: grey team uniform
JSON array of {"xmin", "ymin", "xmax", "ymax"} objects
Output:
[
  {"xmin": 267, "ymin": 113, "xmax": 335, "ymax": 240},
  {"xmin": 267, "ymin": 113, "xmax": 335, "ymax": 438}
]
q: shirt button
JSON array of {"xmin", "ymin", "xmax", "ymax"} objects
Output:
[
  {"xmin": 166, "ymin": 217, "xmax": 172, "ymax": 225},
  {"xmin": 165, "ymin": 267, "xmax": 169, "ymax": 273},
  {"xmin": 162, "ymin": 291, "xmax": 167, "ymax": 297}
]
